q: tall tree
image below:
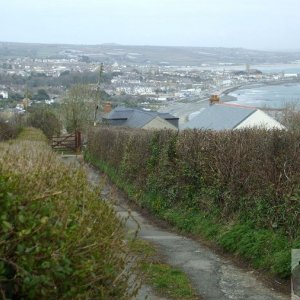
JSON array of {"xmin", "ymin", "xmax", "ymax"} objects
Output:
[{"xmin": 62, "ymin": 84, "xmax": 97, "ymax": 132}]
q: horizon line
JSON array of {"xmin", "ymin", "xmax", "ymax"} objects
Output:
[{"xmin": 1, "ymin": 40, "xmax": 300, "ymax": 53}]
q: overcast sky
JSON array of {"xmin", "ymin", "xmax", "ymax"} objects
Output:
[{"xmin": 1, "ymin": 0, "xmax": 300, "ymax": 50}]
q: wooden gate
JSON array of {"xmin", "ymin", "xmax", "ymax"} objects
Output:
[{"xmin": 51, "ymin": 131, "xmax": 82, "ymax": 152}]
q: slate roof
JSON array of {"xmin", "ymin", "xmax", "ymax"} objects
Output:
[
  {"xmin": 181, "ymin": 104, "xmax": 257, "ymax": 130},
  {"xmin": 103, "ymin": 107, "xmax": 179, "ymax": 128},
  {"xmin": 157, "ymin": 112, "xmax": 179, "ymax": 119},
  {"xmin": 123, "ymin": 110, "xmax": 157, "ymax": 128},
  {"xmin": 103, "ymin": 107, "xmax": 179, "ymax": 119},
  {"xmin": 103, "ymin": 107, "xmax": 134, "ymax": 120}
]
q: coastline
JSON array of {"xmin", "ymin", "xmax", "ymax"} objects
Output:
[
  {"xmin": 220, "ymin": 78, "xmax": 300, "ymax": 103},
  {"xmin": 161, "ymin": 79, "xmax": 300, "ymax": 123}
]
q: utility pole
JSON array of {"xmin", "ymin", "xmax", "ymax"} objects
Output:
[
  {"xmin": 94, "ymin": 63, "xmax": 103, "ymax": 126},
  {"xmin": 24, "ymin": 88, "xmax": 31, "ymax": 110}
]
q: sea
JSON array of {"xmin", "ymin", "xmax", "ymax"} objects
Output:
[
  {"xmin": 227, "ymin": 64, "xmax": 300, "ymax": 109},
  {"xmin": 228, "ymin": 83, "xmax": 300, "ymax": 109}
]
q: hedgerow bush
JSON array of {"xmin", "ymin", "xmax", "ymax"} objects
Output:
[
  {"xmin": 87, "ymin": 127, "xmax": 300, "ymax": 277},
  {"xmin": 0, "ymin": 128, "xmax": 137, "ymax": 299},
  {"xmin": 27, "ymin": 106, "xmax": 62, "ymax": 137},
  {"xmin": 0, "ymin": 117, "xmax": 23, "ymax": 142}
]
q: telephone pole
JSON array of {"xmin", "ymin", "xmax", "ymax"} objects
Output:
[{"xmin": 94, "ymin": 63, "xmax": 103, "ymax": 126}]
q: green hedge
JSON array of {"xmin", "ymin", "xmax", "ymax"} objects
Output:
[
  {"xmin": 87, "ymin": 127, "xmax": 300, "ymax": 278},
  {"xmin": 0, "ymin": 128, "xmax": 137, "ymax": 299}
]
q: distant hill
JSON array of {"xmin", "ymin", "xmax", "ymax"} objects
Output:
[{"xmin": 1, "ymin": 41, "xmax": 300, "ymax": 66}]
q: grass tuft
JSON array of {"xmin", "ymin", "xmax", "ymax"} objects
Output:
[
  {"xmin": 141, "ymin": 263, "xmax": 197, "ymax": 299},
  {"xmin": 129, "ymin": 239, "xmax": 199, "ymax": 300}
]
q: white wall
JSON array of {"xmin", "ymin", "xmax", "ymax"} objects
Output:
[{"xmin": 235, "ymin": 110, "xmax": 286, "ymax": 130}]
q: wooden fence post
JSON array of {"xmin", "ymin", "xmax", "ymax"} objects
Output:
[{"xmin": 75, "ymin": 131, "xmax": 81, "ymax": 153}]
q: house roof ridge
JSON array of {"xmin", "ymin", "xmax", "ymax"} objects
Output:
[{"xmin": 216, "ymin": 102, "xmax": 258, "ymax": 110}]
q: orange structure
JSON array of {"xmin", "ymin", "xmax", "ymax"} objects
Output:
[{"xmin": 209, "ymin": 94, "xmax": 220, "ymax": 105}]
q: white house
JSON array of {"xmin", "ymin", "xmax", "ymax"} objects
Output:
[
  {"xmin": 0, "ymin": 91, "xmax": 8, "ymax": 99},
  {"xmin": 284, "ymin": 73, "xmax": 298, "ymax": 78},
  {"xmin": 181, "ymin": 103, "xmax": 286, "ymax": 131}
]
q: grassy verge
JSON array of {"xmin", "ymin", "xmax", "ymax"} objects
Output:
[
  {"xmin": 0, "ymin": 129, "xmax": 138, "ymax": 299},
  {"xmin": 85, "ymin": 152, "xmax": 297, "ymax": 279},
  {"xmin": 129, "ymin": 239, "xmax": 200, "ymax": 300}
]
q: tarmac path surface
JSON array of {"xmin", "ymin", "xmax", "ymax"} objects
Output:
[{"xmin": 63, "ymin": 155, "xmax": 289, "ymax": 300}]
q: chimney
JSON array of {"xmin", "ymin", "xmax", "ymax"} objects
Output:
[
  {"xmin": 103, "ymin": 102, "xmax": 112, "ymax": 113},
  {"xmin": 209, "ymin": 94, "xmax": 220, "ymax": 105}
]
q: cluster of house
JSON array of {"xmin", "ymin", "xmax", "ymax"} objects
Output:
[{"xmin": 101, "ymin": 100, "xmax": 285, "ymax": 131}]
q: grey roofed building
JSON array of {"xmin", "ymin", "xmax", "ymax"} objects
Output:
[
  {"xmin": 181, "ymin": 103, "xmax": 285, "ymax": 131},
  {"xmin": 103, "ymin": 107, "xmax": 133, "ymax": 121},
  {"xmin": 103, "ymin": 107, "xmax": 179, "ymax": 129},
  {"xmin": 123, "ymin": 110, "xmax": 159, "ymax": 128}
]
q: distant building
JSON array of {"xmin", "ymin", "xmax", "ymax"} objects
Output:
[
  {"xmin": 181, "ymin": 103, "xmax": 286, "ymax": 131},
  {"xmin": 246, "ymin": 63, "xmax": 250, "ymax": 73},
  {"xmin": 284, "ymin": 73, "xmax": 298, "ymax": 78},
  {"xmin": 102, "ymin": 107, "xmax": 179, "ymax": 130},
  {"xmin": 0, "ymin": 91, "xmax": 8, "ymax": 99},
  {"xmin": 222, "ymin": 79, "xmax": 232, "ymax": 86}
]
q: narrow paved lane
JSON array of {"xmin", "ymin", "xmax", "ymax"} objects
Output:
[
  {"xmin": 115, "ymin": 206, "xmax": 288, "ymax": 300},
  {"xmin": 63, "ymin": 155, "xmax": 289, "ymax": 300}
]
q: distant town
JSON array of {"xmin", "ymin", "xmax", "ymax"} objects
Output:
[
  {"xmin": 1, "ymin": 42, "xmax": 300, "ymax": 300},
  {"xmin": 0, "ymin": 42, "xmax": 300, "ymax": 119}
]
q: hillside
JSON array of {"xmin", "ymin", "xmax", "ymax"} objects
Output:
[{"xmin": 1, "ymin": 42, "xmax": 300, "ymax": 65}]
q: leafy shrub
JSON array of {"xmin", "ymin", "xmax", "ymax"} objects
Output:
[
  {"xmin": 0, "ymin": 128, "xmax": 137, "ymax": 299},
  {"xmin": 0, "ymin": 118, "xmax": 23, "ymax": 141},
  {"xmin": 27, "ymin": 107, "xmax": 62, "ymax": 137}
]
